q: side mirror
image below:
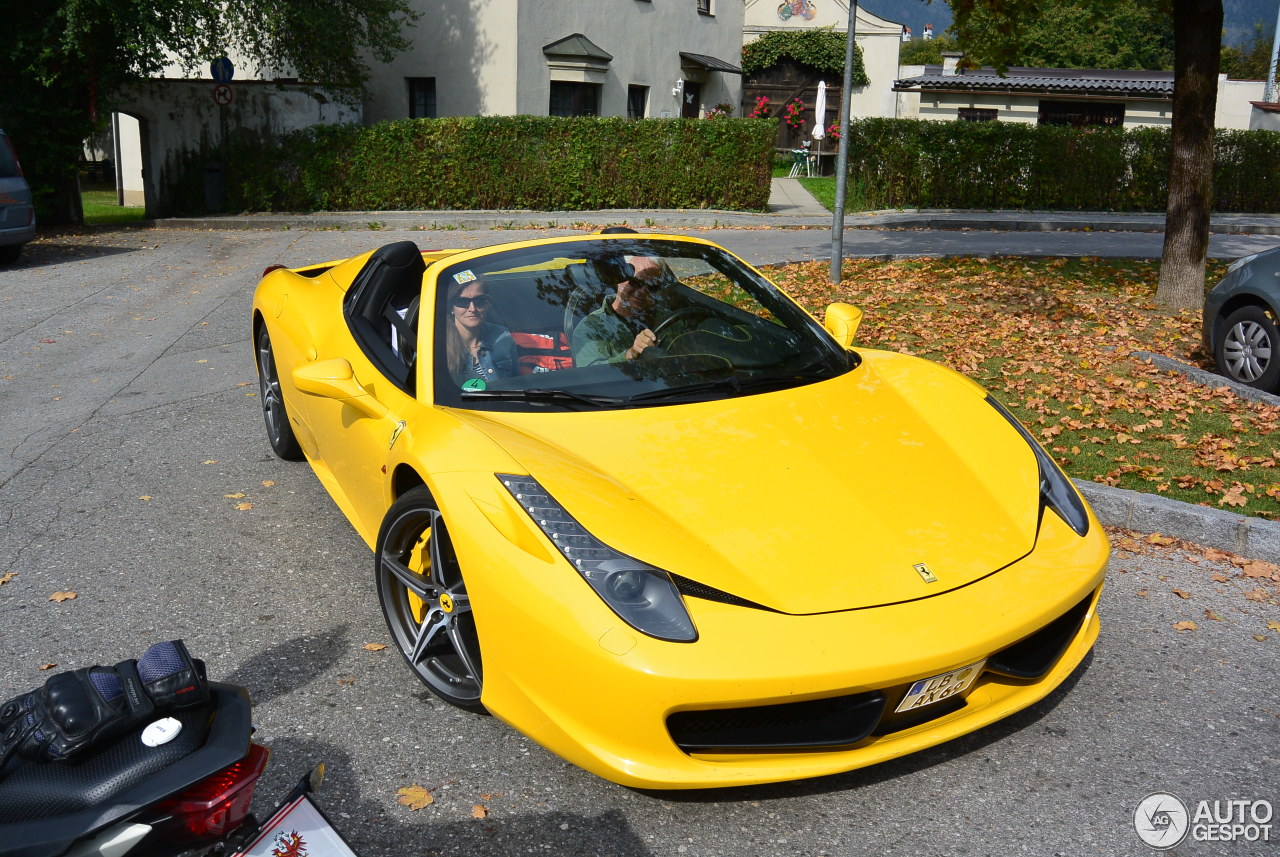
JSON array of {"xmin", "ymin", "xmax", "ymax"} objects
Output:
[
  {"xmin": 292, "ymin": 359, "xmax": 387, "ymax": 419},
  {"xmin": 823, "ymin": 303, "xmax": 863, "ymax": 348}
]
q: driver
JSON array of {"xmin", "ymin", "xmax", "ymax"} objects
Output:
[{"xmin": 571, "ymin": 254, "xmax": 669, "ymax": 366}]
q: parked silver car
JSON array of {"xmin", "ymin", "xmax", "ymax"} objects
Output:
[
  {"xmin": 0, "ymin": 130, "xmax": 36, "ymax": 265},
  {"xmin": 1203, "ymin": 246, "xmax": 1280, "ymax": 393}
]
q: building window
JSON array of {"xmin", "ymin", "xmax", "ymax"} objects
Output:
[
  {"xmin": 550, "ymin": 81, "xmax": 601, "ymax": 117},
  {"xmin": 697, "ymin": 0, "xmax": 713, "ymax": 14},
  {"xmin": 1037, "ymin": 100, "xmax": 1124, "ymax": 127},
  {"xmin": 628, "ymin": 85, "xmax": 649, "ymax": 119},
  {"xmin": 408, "ymin": 78, "xmax": 436, "ymax": 118},
  {"xmin": 958, "ymin": 107, "xmax": 998, "ymax": 122}
]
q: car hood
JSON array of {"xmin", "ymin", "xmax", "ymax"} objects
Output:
[{"xmin": 454, "ymin": 351, "xmax": 1041, "ymax": 614}]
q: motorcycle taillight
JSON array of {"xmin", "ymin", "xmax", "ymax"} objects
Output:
[{"xmin": 154, "ymin": 742, "xmax": 270, "ymax": 841}]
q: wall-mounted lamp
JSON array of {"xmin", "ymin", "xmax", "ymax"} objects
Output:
[{"xmin": 672, "ymin": 78, "xmax": 684, "ymax": 99}]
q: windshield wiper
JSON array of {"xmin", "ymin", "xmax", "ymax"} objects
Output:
[
  {"xmin": 624, "ymin": 369, "xmax": 838, "ymax": 404},
  {"xmin": 460, "ymin": 388, "xmax": 623, "ymax": 408}
]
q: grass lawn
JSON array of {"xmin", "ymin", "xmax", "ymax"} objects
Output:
[
  {"xmin": 763, "ymin": 256, "xmax": 1280, "ymax": 521},
  {"xmin": 81, "ymin": 189, "xmax": 146, "ymax": 225}
]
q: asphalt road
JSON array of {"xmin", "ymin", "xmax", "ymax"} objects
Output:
[{"xmin": 1, "ymin": 227, "xmax": 1277, "ymax": 857}]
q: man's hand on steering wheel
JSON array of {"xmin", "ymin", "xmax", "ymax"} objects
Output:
[{"xmin": 625, "ymin": 328, "xmax": 657, "ymax": 360}]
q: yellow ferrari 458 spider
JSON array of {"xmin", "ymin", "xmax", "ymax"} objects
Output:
[{"xmin": 251, "ymin": 232, "xmax": 1108, "ymax": 789}]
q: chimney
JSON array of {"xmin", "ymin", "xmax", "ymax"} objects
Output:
[{"xmin": 942, "ymin": 52, "xmax": 962, "ymax": 76}]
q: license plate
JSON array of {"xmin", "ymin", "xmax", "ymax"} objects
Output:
[
  {"xmin": 894, "ymin": 659, "xmax": 986, "ymax": 713},
  {"xmin": 233, "ymin": 794, "xmax": 359, "ymax": 857}
]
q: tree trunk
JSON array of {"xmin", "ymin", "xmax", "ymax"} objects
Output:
[
  {"xmin": 47, "ymin": 173, "xmax": 85, "ymax": 227},
  {"xmin": 1154, "ymin": 0, "xmax": 1223, "ymax": 310}
]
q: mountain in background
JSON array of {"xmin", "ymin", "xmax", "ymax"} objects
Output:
[
  {"xmin": 1224, "ymin": 0, "xmax": 1278, "ymax": 45},
  {"xmin": 857, "ymin": 0, "xmax": 951, "ymax": 35},
  {"xmin": 859, "ymin": 0, "xmax": 1275, "ymax": 47}
]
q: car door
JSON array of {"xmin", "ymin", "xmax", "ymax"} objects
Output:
[{"xmin": 294, "ymin": 244, "xmax": 427, "ymax": 542}]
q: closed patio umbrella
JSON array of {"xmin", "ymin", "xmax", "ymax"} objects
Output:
[{"xmin": 811, "ymin": 81, "xmax": 827, "ymax": 144}]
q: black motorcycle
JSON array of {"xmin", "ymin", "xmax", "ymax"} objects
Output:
[{"xmin": 0, "ymin": 641, "xmax": 353, "ymax": 857}]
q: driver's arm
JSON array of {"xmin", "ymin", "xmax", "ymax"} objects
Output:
[{"xmin": 572, "ymin": 312, "xmax": 644, "ymax": 366}]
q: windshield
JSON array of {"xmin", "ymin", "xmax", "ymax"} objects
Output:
[{"xmin": 430, "ymin": 238, "xmax": 854, "ymax": 411}]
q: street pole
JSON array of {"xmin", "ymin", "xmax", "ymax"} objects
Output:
[
  {"xmin": 829, "ymin": 0, "xmax": 858, "ymax": 283},
  {"xmin": 1265, "ymin": 0, "xmax": 1280, "ymax": 103}
]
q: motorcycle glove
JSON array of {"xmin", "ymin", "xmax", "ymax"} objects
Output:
[{"xmin": 0, "ymin": 640, "xmax": 208, "ymax": 765}]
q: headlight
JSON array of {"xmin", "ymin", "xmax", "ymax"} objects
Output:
[
  {"xmin": 1225, "ymin": 252, "xmax": 1258, "ymax": 275},
  {"xmin": 988, "ymin": 397, "xmax": 1090, "ymax": 537},
  {"xmin": 498, "ymin": 475, "xmax": 697, "ymax": 642}
]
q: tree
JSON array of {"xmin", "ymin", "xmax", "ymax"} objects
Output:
[
  {"xmin": 0, "ymin": 0, "xmax": 417, "ymax": 225},
  {"xmin": 950, "ymin": 0, "xmax": 1222, "ymax": 310},
  {"xmin": 1221, "ymin": 20, "xmax": 1276, "ymax": 78},
  {"xmin": 954, "ymin": 0, "xmax": 1174, "ymax": 70},
  {"xmin": 899, "ymin": 34, "xmax": 962, "ymax": 66}
]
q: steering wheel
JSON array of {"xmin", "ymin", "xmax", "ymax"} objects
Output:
[{"xmin": 653, "ymin": 307, "xmax": 715, "ymax": 343}]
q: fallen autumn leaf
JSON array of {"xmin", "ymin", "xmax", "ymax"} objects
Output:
[{"xmin": 396, "ymin": 784, "xmax": 435, "ymax": 811}]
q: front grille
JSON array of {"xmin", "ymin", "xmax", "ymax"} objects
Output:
[
  {"xmin": 668, "ymin": 692, "xmax": 885, "ymax": 752},
  {"xmin": 668, "ymin": 589, "xmax": 1099, "ymax": 755},
  {"xmin": 987, "ymin": 591, "xmax": 1094, "ymax": 679}
]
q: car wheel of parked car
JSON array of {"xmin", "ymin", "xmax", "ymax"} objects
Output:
[
  {"xmin": 376, "ymin": 487, "xmax": 485, "ymax": 711},
  {"xmin": 0, "ymin": 244, "xmax": 22, "ymax": 266},
  {"xmin": 1215, "ymin": 305, "xmax": 1280, "ymax": 392},
  {"xmin": 255, "ymin": 326, "xmax": 305, "ymax": 460}
]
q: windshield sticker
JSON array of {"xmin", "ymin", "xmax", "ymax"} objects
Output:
[
  {"xmin": 461, "ymin": 378, "xmax": 487, "ymax": 391},
  {"xmin": 453, "ymin": 270, "xmax": 477, "ymax": 285}
]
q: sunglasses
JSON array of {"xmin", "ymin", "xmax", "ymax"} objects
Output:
[
  {"xmin": 627, "ymin": 273, "xmax": 664, "ymax": 291},
  {"xmin": 452, "ymin": 295, "xmax": 490, "ymax": 309}
]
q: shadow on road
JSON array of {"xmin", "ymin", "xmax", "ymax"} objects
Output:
[
  {"xmin": 224, "ymin": 626, "xmax": 351, "ymax": 707},
  {"xmin": 259, "ymin": 736, "xmax": 656, "ymax": 857}
]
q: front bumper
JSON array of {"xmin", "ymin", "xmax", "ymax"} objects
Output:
[{"xmin": 444, "ymin": 473, "xmax": 1109, "ymax": 788}]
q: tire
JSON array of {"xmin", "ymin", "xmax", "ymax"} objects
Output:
[
  {"xmin": 1215, "ymin": 305, "xmax": 1280, "ymax": 393},
  {"xmin": 375, "ymin": 487, "xmax": 485, "ymax": 711},
  {"xmin": 0, "ymin": 244, "xmax": 22, "ymax": 266},
  {"xmin": 255, "ymin": 325, "xmax": 304, "ymax": 460}
]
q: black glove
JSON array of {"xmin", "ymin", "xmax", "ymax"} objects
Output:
[{"xmin": 0, "ymin": 640, "xmax": 208, "ymax": 765}]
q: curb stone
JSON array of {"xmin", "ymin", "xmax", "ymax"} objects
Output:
[
  {"xmin": 1075, "ymin": 480, "xmax": 1280, "ymax": 564},
  {"xmin": 1132, "ymin": 350, "xmax": 1280, "ymax": 407}
]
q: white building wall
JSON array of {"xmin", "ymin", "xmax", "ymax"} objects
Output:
[
  {"xmin": 359, "ymin": 0, "xmax": 742, "ymax": 122},
  {"xmin": 515, "ymin": 1, "xmax": 743, "ymax": 118},
  {"xmin": 897, "ymin": 72, "xmax": 1265, "ymax": 129},
  {"xmin": 1217, "ymin": 76, "xmax": 1267, "ymax": 129},
  {"xmin": 1250, "ymin": 104, "xmax": 1280, "ymax": 130},
  {"xmin": 116, "ymin": 114, "xmax": 145, "ymax": 207},
  {"xmin": 363, "ymin": 0, "xmax": 520, "ymax": 122},
  {"xmin": 910, "ymin": 92, "xmax": 1170, "ymax": 126},
  {"xmin": 113, "ymin": 80, "xmax": 361, "ymax": 216}
]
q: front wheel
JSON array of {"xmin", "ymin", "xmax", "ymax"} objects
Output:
[
  {"xmin": 1215, "ymin": 305, "xmax": 1280, "ymax": 392},
  {"xmin": 255, "ymin": 325, "xmax": 304, "ymax": 460},
  {"xmin": 375, "ymin": 487, "xmax": 484, "ymax": 711}
]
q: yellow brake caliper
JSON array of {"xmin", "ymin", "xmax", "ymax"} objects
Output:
[{"xmin": 407, "ymin": 531, "xmax": 431, "ymax": 624}]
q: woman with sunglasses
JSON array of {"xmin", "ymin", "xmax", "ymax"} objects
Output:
[{"xmin": 445, "ymin": 277, "xmax": 515, "ymax": 385}]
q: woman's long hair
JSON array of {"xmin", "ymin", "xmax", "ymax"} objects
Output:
[{"xmin": 445, "ymin": 278, "xmax": 487, "ymax": 381}]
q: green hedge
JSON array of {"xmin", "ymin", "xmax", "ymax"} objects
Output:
[
  {"xmin": 843, "ymin": 119, "xmax": 1280, "ymax": 212},
  {"xmin": 170, "ymin": 116, "xmax": 776, "ymax": 214}
]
